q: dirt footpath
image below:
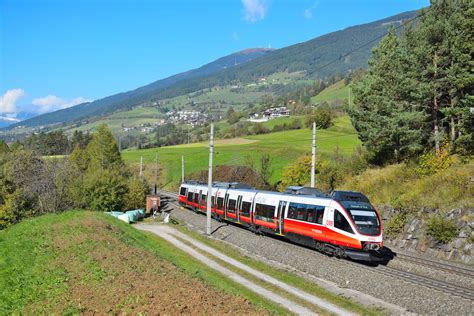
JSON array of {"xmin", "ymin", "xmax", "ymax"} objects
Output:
[{"xmin": 137, "ymin": 223, "xmax": 357, "ymax": 316}]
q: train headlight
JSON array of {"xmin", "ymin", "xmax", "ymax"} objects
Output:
[{"xmin": 362, "ymin": 242, "xmax": 381, "ymax": 251}]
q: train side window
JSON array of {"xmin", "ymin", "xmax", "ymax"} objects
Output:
[
  {"xmin": 306, "ymin": 206, "xmax": 316, "ymax": 222},
  {"xmin": 193, "ymin": 193, "xmax": 199, "ymax": 203},
  {"xmin": 217, "ymin": 197, "xmax": 224, "ymax": 209},
  {"xmin": 201, "ymin": 194, "xmax": 206, "ymax": 203},
  {"xmin": 316, "ymin": 206, "xmax": 325, "ymax": 224},
  {"xmin": 228, "ymin": 199, "xmax": 236, "ymax": 213},
  {"xmin": 241, "ymin": 201, "xmax": 251, "ymax": 217},
  {"xmin": 187, "ymin": 192, "xmax": 193, "ymax": 201},
  {"xmin": 334, "ymin": 210, "xmax": 354, "ymax": 234},
  {"xmin": 180, "ymin": 187, "xmax": 187, "ymax": 196},
  {"xmin": 296, "ymin": 203, "xmax": 306, "ymax": 221},
  {"xmin": 255, "ymin": 203, "xmax": 275, "ymax": 222},
  {"xmin": 288, "ymin": 203, "xmax": 298, "ymax": 219}
]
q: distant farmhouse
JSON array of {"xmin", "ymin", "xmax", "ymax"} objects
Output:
[{"xmin": 248, "ymin": 106, "xmax": 290, "ymax": 123}]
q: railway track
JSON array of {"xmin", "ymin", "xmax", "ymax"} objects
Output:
[
  {"xmin": 395, "ymin": 253, "xmax": 474, "ymax": 278},
  {"xmin": 159, "ymin": 190, "xmax": 474, "ymax": 301}
]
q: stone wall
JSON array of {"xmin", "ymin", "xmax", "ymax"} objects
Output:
[{"xmin": 381, "ymin": 207, "xmax": 473, "ymax": 264}]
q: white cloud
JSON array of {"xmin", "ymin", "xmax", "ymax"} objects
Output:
[
  {"xmin": 304, "ymin": 1, "xmax": 319, "ymax": 20},
  {"xmin": 242, "ymin": 0, "xmax": 270, "ymax": 22},
  {"xmin": 32, "ymin": 95, "xmax": 92, "ymax": 114},
  {"xmin": 0, "ymin": 89, "xmax": 25, "ymax": 114}
]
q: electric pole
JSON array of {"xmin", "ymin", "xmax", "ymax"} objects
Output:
[
  {"xmin": 154, "ymin": 153, "xmax": 158, "ymax": 194},
  {"xmin": 206, "ymin": 123, "xmax": 214, "ymax": 235},
  {"xmin": 181, "ymin": 155, "xmax": 184, "ymax": 183},
  {"xmin": 139, "ymin": 156, "xmax": 143, "ymax": 177},
  {"xmin": 311, "ymin": 122, "xmax": 316, "ymax": 188}
]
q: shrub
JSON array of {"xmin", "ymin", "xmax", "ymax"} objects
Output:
[
  {"xmin": 415, "ymin": 146, "xmax": 454, "ymax": 176},
  {"xmin": 252, "ymin": 124, "xmax": 270, "ymax": 135},
  {"xmin": 426, "ymin": 215, "xmax": 459, "ymax": 244},
  {"xmin": 278, "ymin": 155, "xmax": 316, "ymax": 191},
  {"xmin": 305, "ymin": 106, "xmax": 333, "ymax": 129},
  {"xmin": 83, "ymin": 169, "xmax": 128, "ymax": 212},
  {"xmin": 123, "ymin": 177, "xmax": 150, "ymax": 211},
  {"xmin": 384, "ymin": 212, "xmax": 408, "ymax": 239},
  {"xmin": 288, "ymin": 118, "xmax": 303, "ymax": 130}
]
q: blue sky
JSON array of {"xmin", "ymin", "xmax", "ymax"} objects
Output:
[{"xmin": 0, "ymin": 0, "xmax": 428, "ymax": 117}]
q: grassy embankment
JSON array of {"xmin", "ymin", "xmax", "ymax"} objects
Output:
[
  {"xmin": 311, "ymin": 80, "xmax": 349, "ymax": 104},
  {"xmin": 342, "ymin": 159, "xmax": 474, "ymax": 212},
  {"xmin": 122, "ymin": 116, "xmax": 361, "ymax": 189},
  {"xmin": 0, "ymin": 211, "xmax": 289, "ymax": 315}
]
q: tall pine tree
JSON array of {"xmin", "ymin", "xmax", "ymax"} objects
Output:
[
  {"xmin": 349, "ymin": 27, "xmax": 427, "ymax": 164},
  {"xmin": 350, "ymin": 0, "xmax": 473, "ymax": 163}
]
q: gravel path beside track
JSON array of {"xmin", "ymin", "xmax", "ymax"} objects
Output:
[
  {"xmin": 137, "ymin": 224, "xmax": 356, "ymax": 316},
  {"xmin": 162, "ymin": 196, "xmax": 473, "ymax": 315}
]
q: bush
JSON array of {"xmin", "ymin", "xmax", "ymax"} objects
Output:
[
  {"xmin": 384, "ymin": 212, "xmax": 408, "ymax": 239},
  {"xmin": 123, "ymin": 177, "xmax": 150, "ymax": 210},
  {"xmin": 83, "ymin": 169, "xmax": 128, "ymax": 212},
  {"xmin": 272, "ymin": 123, "xmax": 288, "ymax": 132},
  {"xmin": 426, "ymin": 215, "xmax": 459, "ymax": 244},
  {"xmin": 252, "ymin": 124, "xmax": 270, "ymax": 135},
  {"xmin": 305, "ymin": 106, "xmax": 333, "ymax": 129},
  {"xmin": 288, "ymin": 118, "xmax": 302, "ymax": 130},
  {"xmin": 278, "ymin": 155, "xmax": 316, "ymax": 191},
  {"xmin": 415, "ymin": 146, "xmax": 454, "ymax": 176}
]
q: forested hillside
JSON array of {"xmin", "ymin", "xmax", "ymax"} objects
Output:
[{"xmin": 5, "ymin": 10, "xmax": 417, "ymax": 130}]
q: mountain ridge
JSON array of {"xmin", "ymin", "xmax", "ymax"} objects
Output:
[{"xmin": 4, "ymin": 10, "xmax": 418, "ymax": 131}]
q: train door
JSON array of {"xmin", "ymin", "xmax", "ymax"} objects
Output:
[
  {"xmin": 276, "ymin": 200, "xmax": 287, "ymax": 235},
  {"xmin": 236, "ymin": 195, "xmax": 243, "ymax": 223},
  {"xmin": 224, "ymin": 192, "xmax": 229, "ymax": 219},
  {"xmin": 198, "ymin": 190, "xmax": 203, "ymax": 209},
  {"xmin": 326, "ymin": 207, "xmax": 335, "ymax": 227}
]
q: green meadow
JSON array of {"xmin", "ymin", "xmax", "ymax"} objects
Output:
[
  {"xmin": 121, "ymin": 116, "xmax": 361, "ymax": 189},
  {"xmin": 311, "ymin": 80, "xmax": 350, "ymax": 103}
]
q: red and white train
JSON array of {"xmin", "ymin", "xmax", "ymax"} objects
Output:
[{"xmin": 178, "ymin": 181, "xmax": 384, "ymax": 262}]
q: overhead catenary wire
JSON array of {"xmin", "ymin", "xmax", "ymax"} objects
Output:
[{"xmin": 311, "ymin": 7, "xmax": 429, "ymax": 75}]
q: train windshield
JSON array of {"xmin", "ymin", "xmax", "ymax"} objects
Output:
[{"xmin": 349, "ymin": 209, "xmax": 380, "ymax": 236}]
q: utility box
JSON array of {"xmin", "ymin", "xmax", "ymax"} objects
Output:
[{"xmin": 146, "ymin": 195, "xmax": 161, "ymax": 215}]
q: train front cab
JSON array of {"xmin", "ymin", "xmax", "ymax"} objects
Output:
[{"xmin": 327, "ymin": 200, "xmax": 385, "ymax": 262}]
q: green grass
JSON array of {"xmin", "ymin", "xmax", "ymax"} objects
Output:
[
  {"xmin": 122, "ymin": 115, "xmax": 361, "ymax": 189},
  {"xmin": 311, "ymin": 80, "xmax": 350, "ymax": 103},
  {"xmin": 0, "ymin": 211, "xmax": 288, "ymax": 314},
  {"xmin": 106, "ymin": 106, "xmax": 165, "ymax": 119},
  {"xmin": 171, "ymin": 221, "xmax": 383, "ymax": 315},
  {"xmin": 260, "ymin": 115, "xmax": 305, "ymax": 129},
  {"xmin": 193, "ymin": 87, "xmax": 269, "ymax": 105},
  {"xmin": 67, "ymin": 117, "xmax": 161, "ymax": 134}
]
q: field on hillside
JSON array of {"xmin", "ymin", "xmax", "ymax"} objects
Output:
[
  {"xmin": 0, "ymin": 211, "xmax": 280, "ymax": 314},
  {"xmin": 122, "ymin": 116, "xmax": 361, "ymax": 189},
  {"xmin": 311, "ymin": 80, "xmax": 349, "ymax": 103}
]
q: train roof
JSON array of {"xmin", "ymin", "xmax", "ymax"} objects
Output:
[
  {"xmin": 283, "ymin": 186, "xmax": 329, "ymax": 198},
  {"xmin": 182, "ymin": 181, "xmax": 253, "ymax": 189},
  {"xmin": 183, "ymin": 180, "xmax": 344, "ymax": 203},
  {"xmin": 330, "ymin": 190, "xmax": 369, "ymax": 203}
]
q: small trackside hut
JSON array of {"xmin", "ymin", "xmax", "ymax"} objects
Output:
[{"xmin": 178, "ymin": 181, "xmax": 384, "ymax": 262}]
